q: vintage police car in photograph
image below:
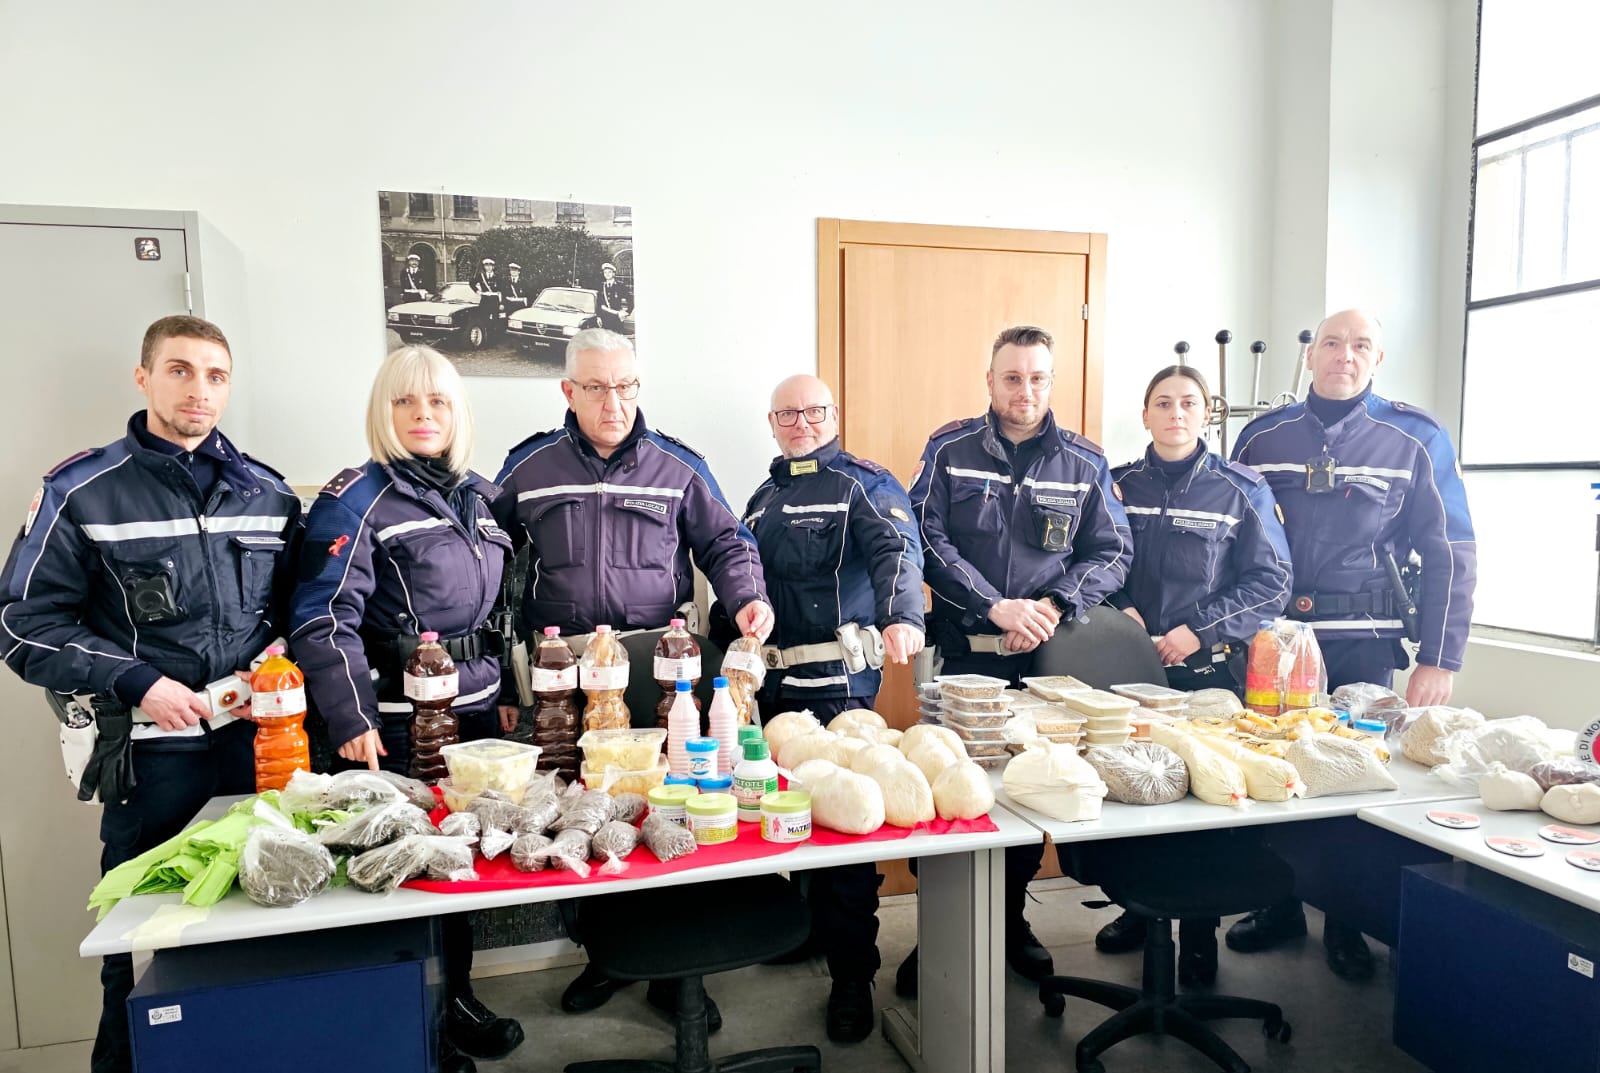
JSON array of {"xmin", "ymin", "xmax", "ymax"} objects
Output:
[
  {"xmin": 386, "ymin": 281, "xmax": 492, "ymax": 349},
  {"xmin": 505, "ymin": 286, "xmax": 605, "ymax": 349}
]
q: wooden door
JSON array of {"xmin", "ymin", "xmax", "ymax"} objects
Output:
[{"xmin": 817, "ymin": 219, "xmax": 1108, "ymax": 890}]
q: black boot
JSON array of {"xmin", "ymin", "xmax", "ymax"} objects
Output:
[
  {"xmin": 1224, "ymin": 899, "xmax": 1308, "ymax": 954},
  {"xmin": 1006, "ymin": 916, "xmax": 1054, "ymax": 981},
  {"xmin": 439, "ymin": 1036, "xmax": 476, "ymax": 1073},
  {"xmin": 446, "ymin": 994, "xmax": 524, "ymax": 1060},
  {"xmin": 1094, "ymin": 910, "xmax": 1149, "ymax": 954},
  {"xmin": 894, "ymin": 948, "xmax": 918, "ymax": 998},
  {"xmin": 1323, "ymin": 918, "xmax": 1375, "ymax": 982},
  {"xmin": 647, "ymin": 978, "xmax": 723, "ymax": 1034},
  {"xmin": 826, "ymin": 979, "xmax": 875, "ymax": 1043},
  {"xmin": 560, "ymin": 962, "xmax": 631, "ymax": 1013}
]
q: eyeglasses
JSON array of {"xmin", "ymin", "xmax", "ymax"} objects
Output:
[
  {"xmin": 772, "ymin": 405, "xmax": 833, "ymax": 427},
  {"xmin": 569, "ymin": 379, "xmax": 641, "ymax": 400},
  {"xmin": 998, "ymin": 373, "xmax": 1053, "ymax": 392}
]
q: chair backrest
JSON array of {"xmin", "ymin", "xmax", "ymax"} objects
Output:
[
  {"xmin": 616, "ymin": 630, "xmax": 726, "ymax": 731},
  {"xmin": 1029, "ymin": 604, "xmax": 1167, "ymax": 690}
]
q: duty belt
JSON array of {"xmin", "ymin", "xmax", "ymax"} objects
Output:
[
  {"xmin": 128, "ymin": 672, "xmax": 253, "ymax": 740},
  {"xmin": 1287, "ymin": 591, "xmax": 1393, "ymax": 618},
  {"xmin": 966, "ymin": 634, "xmax": 1015, "ymax": 656},
  {"xmin": 370, "ymin": 626, "xmax": 506, "ymax": 673},
  {"xmin": 761, "ymin": 625, "xmax": 885, "ymax": 673}
]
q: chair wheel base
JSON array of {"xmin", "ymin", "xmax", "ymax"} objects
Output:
[
  {"xmin": 1263, "ymin": 1017, "xmax": 1292, "ymax": 1043},
  {"xmin": 1042, "ymin": 991, "xmax": 1065, "ymax": 1018}
]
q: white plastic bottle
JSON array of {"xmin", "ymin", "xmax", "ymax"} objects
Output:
[
  {"xmin": 707, "ymin": 675, "xmax": 740, "ymax": 776},
  {"xmin": 733, "ymin": 737, "xmax": 779, "ymax": 823},
  {"xmin": 666, "ymin": 680, "xmax": 699, "ymax": 777}
]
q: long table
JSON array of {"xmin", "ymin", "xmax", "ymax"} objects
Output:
[
  {"xmin": 81, "ymin": 799, "xmax": 1043, "ymax": 1073},
  {"xmin": 1358, "ymin": 797, "xmax": 1600, "ymax": 913}
]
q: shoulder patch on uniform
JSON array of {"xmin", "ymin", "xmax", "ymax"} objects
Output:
[
  {"xmin": 44, "ymin": 448, "xmax": 100, "ymax": 478},
  {"xmin": 842, "ymin": 452, "xmax": 888, "ymax": 475},
  {"xmin": 1224, "ymin": 459, "xmax": 1267, "ymax": 485},
  {"xmin": 651, "ymin": 431, "xmax": 705, "ymax": 459},
  {"xmin": 889, "ymin": 506, "xmax": 911, "ymax": 522},
  {"xmin": 1274, "ymin": 503, "xmax": 1285, "ymax": 524},
  {"xmin": 1064, "ymin": 429, "xmax": 1105, "ymax": 455},
  {"xmin": 909, "ymin": 459, "xmax": 926, "ymax": 485},
  {"xmin": 930, "ymin": 418, "xmax": 966, "ymax": 439},
  {"xmin": 239, "ymin": 451, "xmax": 287, "ymax": 481},
  {"xmin": 1111, "ymin": 481, "xmax": 1123, "ymax": 502},
  {"xmin": 1385, "ymin": 399, "xmax": 1443, "ymax": 430},
  {"xmin": 321, "ymin": 466, "xmax": 366, "ymax": 498},
  {"xmin": 22, "ymin": 487, "xmax": 43, "ymax": 536}
]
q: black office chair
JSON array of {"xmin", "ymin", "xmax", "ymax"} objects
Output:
[
  {"xmin": 564, "ymin": 874, "xmax": 822, "ymax": 1073},
  {"xmin": 1043, "ymin": 832, "xmax": 1294, "ymax": 1073},
  {"xmin": 1028, "ymin": 605, "xmax": 1166, "ymax": 689},
  {"xmin": 618, "ymin": 630, "xmax": 724, "ymax": 732}
]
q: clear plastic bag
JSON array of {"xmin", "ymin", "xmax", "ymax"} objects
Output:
[
  {"xmin": 467, "ymin": 793, "xmax": 530, "ymax": 833},
  {"xmin": 1285, "ymin": 734, "xmax": 1398, "ymax": 797},
  {"xmin": 551, "ymin": 789, "xmax": 615, "ymax": 835},
  {"xmin": 510, "ymin": 832, "xmax": 552, "ymax": 872},
  {"xmin": 317, "ymin": 800, "xmax": 437, "ymax": 855},
  {"xmin": 590, "ymin": 820, "xmax": 641, "ymax": 874},
  {"xmin": 439, "ymin": 813, "xmax": 481, "ymax": 839},
  {"xmin": 1244, "ymin": 619, "xmax": 1326, "ymax": 716},
  {"xmin": 239, "ymin": 826, "xmax": 337, "ymax": 907},
  {"xmin": 720, "ymin": 635, "xmax": 766, "ymax": 725},
  {"xmin": 480, "ymin": 827, "xmax": 515, "ymax": 860},
  {"xmin": 1530, "ymin": 758, "xmax": 1600, "ymax": 792},
  {"xmin": 535, "ymin": 828, "xmax": 593, "ymax": 876},
  {"xmin": 1432, "ymin": 716, "xmax": 1556, "ymax": 790},
  {"xmin": 1084, "ymin": 742, "xmax": 1189, "ymax": 805},
  {"xmin": 1398, "ymin": 706, "xmax": 1486, "ymax": 763},
  {"xmin": 369, "ymin": 770, "xmax": 438, "ymax": 811},
  {"xmin": 279, "ymin": 769, "xmax": 404, "ymax": 816},
  {"xmin": 641, "ymin": 811, "xmax": 697, "ymax": 861},
  {"xmin": 610, "ymin": 793, "xmax": 647, "ymax": 825},
  {"xmin": 347, "ymin": 834, "xmax": 477, "ymax": 892},
  {"xmin": 517, "ymin": 794, "xmax": 562, "ymax": 835},
  {"xmin": 1329, "ymin": 682, "xmax": 1406, "ymax": 723}
]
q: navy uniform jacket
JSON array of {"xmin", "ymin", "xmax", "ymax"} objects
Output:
[
  {"xmin": 909, "ymin": 410, "xmax": 1132, "ymax": 645},
  {"xmin": 0, "ymin": 414, "xmax": 301, "ymax": 698},
  {"xmin": 494, "ymin": 410, "xmax": 766, "ymax": 635},
  {"xmin": 1232, "ymin": 391, "xmax": 1476, "ymax": 671},
  {"xmin": 289, "ymin": 462, "xmax": 512, "ymax": 749},
  {"xmin": 1112, "ymin": 445, "xmax": 1292, "ymax": 647},
  {"xmin": 742, "ymin": 439, "xmax": 924, "ymax": 699}
]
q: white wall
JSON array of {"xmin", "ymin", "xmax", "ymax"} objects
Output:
[{"xmin": 0, "ymin": 0, "xmax": 1276, "ymax": 503}]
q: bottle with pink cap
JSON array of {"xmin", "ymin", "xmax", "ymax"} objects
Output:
[{"xmin": 405, "ymin": 630, "xmax": 459, "ymax": 781}]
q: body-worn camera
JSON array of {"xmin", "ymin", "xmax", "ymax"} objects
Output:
[
  {"xmin": 123, "ymin": 571, "xmax": 183, "ymax": 624},
  {"xmin": 1039, "ymin": 510, "xmax": 1074, "ymax": 551},
  {"xmin": 1306, "ymin": 450, "xmax": 1336, "ymax": 494}
]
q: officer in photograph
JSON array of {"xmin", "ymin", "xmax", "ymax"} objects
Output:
[
  {"xmin": 399, "ymin": 253, "xmax": 431, "ymax": 301},
  {"xmin": 0, "ymin": 316, "xmax": 302, "ymax": 1073},
  {"xmin": 472, "ymin": 257, "xmax": 503, "ymax": 334},
  {"xmin": 502, "ymin": 262, "xmax": 530, "ymax": 319},
  {"xmin": 905, "ymin": 323, "xmax": 1132, "ymax": 993},
  {"xmin": 598, "ymin": 262, "xmax": 631, "ymax": 332},
  {"xmin": 741, "ymin": 373, "xmax": 924, "ymax": 1042},
  {"xmin": 495, "ymin": 326, "xmax": 773, "ymax": 1029},
  {"xmin": 1225, "ymin": 307, "xmax": 1478, "ymax": 981}
]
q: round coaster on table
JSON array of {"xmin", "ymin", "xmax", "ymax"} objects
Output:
[
  {"xmin": 1485, "ymin": 836, "xmax": 1544, "ymax": 858},
  {"xmin": 1566, "ymin": 849, "xmax": 1600, "ymax": 872},
  {"xmin": 1539, "ymin": 824, "xmax": 1600, "ymax": 846},
  {"xmin": 1426, "ymin": 810, "xmax": 1480, "ymax": 830}
]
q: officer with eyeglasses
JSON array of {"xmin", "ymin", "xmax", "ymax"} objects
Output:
[
  {"xmin": 739, "ymin": 373, "xmax": 925, "ymax": 1042},
  {"xmin": 901, "ymin": 323, "xmax": 1132, "ymax": 995},
  {"xmin": 494, "ymin": 327, "xmax": 774, "ymax": 1023}
]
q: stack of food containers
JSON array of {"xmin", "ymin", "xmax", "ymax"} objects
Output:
[
  {"xmin": 916, "ymin": 681, "xmax": 944, "ymax": 724},
  {"xmin": 576, "ymin": 727, "xmax": 669, "ymax": 795},
  {"xmin": 1020, "ymin": 675, "xmax": 1094, "ymax": 702},
  {"xmin": 1110, "ymin": 684, "xmax": 1190, "ymax": 743},
  {"xmin": 934, "ymin": 673, "xmax": 1012, "ymax": 770},
  {"xmin": 1060, "ymin": 688, "xmax": 1139, "ymax": 747}
]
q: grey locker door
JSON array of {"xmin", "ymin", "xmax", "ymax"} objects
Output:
[{"xmin": 0, "ymin": 219, "xmax": 191, "ymax": 1048}]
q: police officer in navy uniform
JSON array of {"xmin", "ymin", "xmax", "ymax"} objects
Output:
[
  {"xmin": 1093, "ymin": 364, "xmax": 1293, "ymax": 985},
  {"xmin": 399, "ymin": 253, "xmax": 432, "ymax": 302},
  {"xmin": 1224, "ymin": 308, "xmax": 1477, "ymax": 980},
  {"xmin": 0, "ymin": 316, "xmax": 302, "ymax": 1073},
  {"xmin": 742, "ymin": 373, "xmax": 925, "ymax": 1042},
  {"xmin": 472, "ymin": 257, "xmax": 502, "ymax": 335},
  {"xmin": 289, "ymin": 345, "xmax": 520, "ymax": 1073},
  {"xmin": 502, "ymin": 262, "xmax": 530, "ymax": 319},
  {"xmin": 904, "ymin": 324, "xmax": 1133, "ymax": 994},
  {"xmin": 496, "ymin": 327, "xmax": 774, "ymax": 1027}
]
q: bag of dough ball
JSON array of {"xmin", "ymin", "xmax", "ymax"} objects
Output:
[
  {"xmin": 1432, "ymin": 715, "xmax": 1556, "ymax": 791},
  {"xmin": 809, "ymin": 768, "xmax": 886, "ymax": 834},
  {"xmin": 1541, "ymin": 783, "xmax": 1600, "ymax": 826},
  {"xmin": 867, "ymin": 760, "xmax": 936, "ymax": 827},
  {"xmin": 1085, "ymin": 742, "xmax": 1189, "ymax": 805},
  {"xmin": 1150, "ymin": 722, "xmax": 1247, "ymax": 807},
  {"xmin": 1400, "ymin": 706, "xmax": 1486, "ymax": 766},
  {"xmin": 1244, "ymin": 619, "xmax": 1326, "ymax": 716},
  {"xmin": 1185, "ymin": 689, "xmax": 1244, "ymax": 721},
  {"xmin": 779, "ymin": 729, "xmax": 844, "ymax": 770},
  {"xmin": 1003, "ymin": 743, "xmax": 1107, "ymax": 821},
  {"xmin": 763, "ymin": 710, "xmax": 820, "ymax": 757},
  {"xmin": 1479, "ymin": 763, "xmax": 1544, "ymax": 811},
  {"xmin": 932, "ymin": 762, "xmax": 996, "ymax": 820},
  {"xmin": 1285, "ymin": 733, "xmax": 1398, "ymax": 797}
]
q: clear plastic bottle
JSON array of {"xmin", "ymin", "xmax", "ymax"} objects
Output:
[
  {"xmin": 706, "ymin": 676, "xmax": 739, "ymax": 776},
  {"xmin": 653, "ymin": 618, "xmax": 702, "ymax": 728},
  {"xmin": 579, "ymin": 624, "xmax": 630, "ymax": 731},
  {"xmin": 532, "ymin": 625, "xmax": 581, "ymax": 779},
  {"xmin": 733, "ymin": 737, "xmax": 779, "ymax": 823},
  {"xmin": 405, "ymin": 631, "xmax": 459, "ymax": 782},
  {"xmin": 251, "ymin": 644, "xmax": 310, "ymax": 792},
  {"xmin": 666, "ymin": 680, "xmax": 699, "ymax": 777},
  {"xmin": 719, "ymin": 635, "xmax": 765, "ymax": 725}
]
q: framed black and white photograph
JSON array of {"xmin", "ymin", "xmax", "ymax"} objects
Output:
[{"xmin": 378, "ymin": 190, "xmax": 635, "ymax": 377}]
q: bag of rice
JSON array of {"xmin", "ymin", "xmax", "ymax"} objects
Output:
[{"xmin": 1285, "ymin": 734, "xmax": 1398, "ymax": 797}]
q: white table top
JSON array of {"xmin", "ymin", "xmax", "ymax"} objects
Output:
[
  {"xmin": 1358, "ymin": 798, "xmax": 1600, "ymax": 914},
  {"xmin": 995, "ymin": 756, "xmax": 1473, "ymax": 843},
  {"xmin": 80, "ymin": 802, "xmax": 1041, "ymax": 958}
]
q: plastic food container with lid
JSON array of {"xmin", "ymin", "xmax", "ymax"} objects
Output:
[
  {"xmin": 576, "ymin": 727, "xmax": 668, "ymax": 771},
  {"xmin": 1060, "ymin": 689, "xmax": 1140, "ymax": 718},
  {"xmin": 759, "ymin": 790, "xmax": 812, "ymax": 843},
  {"xmin": 696, "ymin": 774, "xmax": 734, "ymax": 793},
  {"xmin": 1085, "ymin": 713, "xmax": 1132, "ymax": 732},
  {"xmin": 916, "ymin": 681, "xmax": 944, "ymax": 701},
  {"xmin": 1003, "ymin": 689, "xmax": 1048, "ymax": 710},
  {"xmin": 647, "ymin": 784, "xmax": 700, "ymax": 827},
  {"xmin": 1033, "ymin": 708, "xmax": 1089, "ymax": 735},
  {"xmin": 685, "ymin": 736, "xmax": 719, "ymax": 778},
  {"xmin": 971, "ymin": 752, "xmax": 1010, "ymax": 770},
  {"xmin": 580, "ymin": 756, "xmax": 670, "ymax": 796},
  {"xmin": 934, "ymin": 673, "xmax": 1008, "ymax": 700},
  {"xmin": 440, "ymin": 740, "xmax": 542, "ymax": 798},
  {"xmin": 943, "ymin": 707, "xmax": 1011, "ymax": 729},
  {"xmin": 1021, "ymin": 675, "xmax": 1093, "ymax": 701},
  {"xmin": 963, "ymin": 741, "xmax": 1009, "ymax": 758},
  {"xmin": 1085, "ymin": 728, "xmax": 1133, "ymax": 746},
  {"xmin": 944, "ymin": 693, "xmax": 1010, "ymax": 716},
  {"xmin": 437, "ymin": 778, "xmax": 480, "ymax": 813},
  {"xmin": 686, "ymin": 792, "xmax": 738, "ymax": 845},
  {"xmin": 946, "ymin": 721, "xmax": 1008, "ymax": 742},
  {"xmin": 1110, "ymin": 683, "xmax": 1190, "ymax": 709}
]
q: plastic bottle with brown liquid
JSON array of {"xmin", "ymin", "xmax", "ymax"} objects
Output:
[
  {"xmin": 250, "ymin": 645, "xmax": 311, "ymax": 792},
  {"xmin": 653, "ymin": 618, "xmax": 702, "ymax": 728},
  {"xmin": 532, "ymin": 625, "xmax": 581, "ymax": 779},
  {"xmin": 405, "ymin": 631, "xmax": 459, "ymax": 782}
]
